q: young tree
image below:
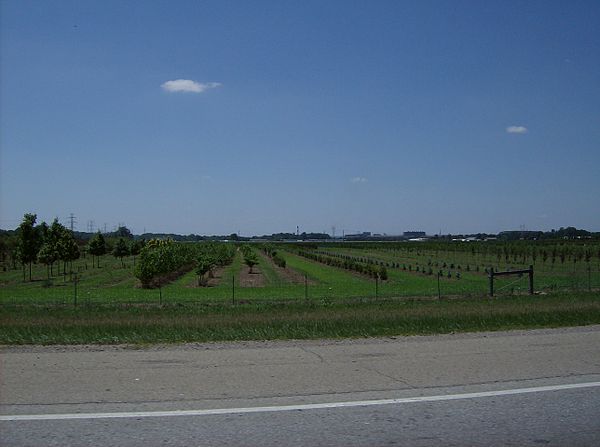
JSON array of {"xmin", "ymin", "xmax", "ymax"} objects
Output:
[
  {"xmin": 38, "ymin": 219, "xmax": 64, "ymax": 277},
  {"xmin": 244, "ymin": 251, "xmax": 259, "ymax": 274},
  {"xmin": 129, "ymin": 240, "xmax": 144, "ymax": 267},
  {"xmin": 55, "ymin": 225, "xmax": 80, "ymax": 280},
  {"xmin": 16, "ymin": 213, "xmax": 42, "ymax": 281},
  {"xmin": 37, "ymin": 243, "xmax": 56, "ymax": 279},
  {"xmin": 195, "ymin": 254, "xmax": 215, "ymax": 286},
  {"xmin": 88, "ymin": 232, "xmax": 107, "ymax": 268},
  {"xmin": 113, "ymin": 238, "xmax": 130, "ymax": 267},
  {"xmin": 62, "ymin": 231, "xmax": 80, "ymax": 280}
]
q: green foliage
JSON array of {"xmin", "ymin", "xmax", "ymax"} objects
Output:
[
  {"xmin": 16, "ymin": 213, "xmax": 43, "ymax": 280},
  {"xmin": 244, "ymin": 251, "xmax": 259, "ymax": 273},
  {"xmin": 134, "ymin": 239, "xmax": 194, "ymax": 288},
  {"xmin": 129, "ymin": 240, "xmax": 144, "ymax": 256},
  {"xmin": 88, "ymin": 232, "xmax": 107, "ymax": 267},
  {"xmin": 112, "ymin": 238, "xmax": 130, "ymax": 267},
  {"xmin": 195, "ymin": 254, "xmax": 215, "ymax": 286},
  {"xmin": 272, "ymin": 253, "xmax": 286, "ymax": 268},
  {"xmin": 135, "ymin": 240, "xmax": 236, "ymax": 288}
]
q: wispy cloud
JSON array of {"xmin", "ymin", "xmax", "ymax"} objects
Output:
[
  {"xmin": 351, "ymin": 177, "xmax": 368, "ymax": 183},
  {"xmin": 506, "ymin": 125, "xmax": 528, "ymax": 134},
  {"xmin": 161, "ymin": 79, "xmax": 221, "ymax": 93}
]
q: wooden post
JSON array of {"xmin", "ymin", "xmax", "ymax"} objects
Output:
[
  {"xmin": 232, "ymin": 275, "xmax": 235, "ymax": 305},
  {"xmin": 73, "ymin": 273, "xmax": 78, "ymax": 307},
  {"xmin": 489, "ymin": 267, "xmax": 494, "ymax": 297},
  {"xmin": 304, "ymin": 274, "xmax": 308, "ymax": 301},
  {"xmin": 529, "ymin": 265, "xmax": 534, "ymax": 295}
]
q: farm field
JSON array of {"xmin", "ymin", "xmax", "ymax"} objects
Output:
[
  {"xmin": 2, "ymin": 240, "xmax": 600, "ymax": 344},
  {"xmin": 1, "ymin": 240, "xmax": 599, "ymax": 306}
]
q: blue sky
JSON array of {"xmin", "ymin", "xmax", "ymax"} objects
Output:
[{"xmin": 1, "ymin": 0, "xmax": 599, "ymax": 236}]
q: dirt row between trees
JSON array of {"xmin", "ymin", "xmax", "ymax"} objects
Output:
[
  {"xmin": 185, "ymin": 264, "xmax": 230, "ymax": 288},
  {"xmin": 257, "ymin": 250, "xmax": 316, "ymax": 285},
  {"xmin": 186, "ymin": 249, "xmax": 315, "ymax": 289}
]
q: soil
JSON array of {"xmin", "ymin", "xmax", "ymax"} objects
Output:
[
  {"xmin": 186, "ymin": 265, "xmax": 229, "ymax": 288},
  {"xmin": 238, "ymin": 264, "xmax": 266, "ymax": 288}
]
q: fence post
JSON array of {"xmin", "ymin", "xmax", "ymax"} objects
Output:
[
  {"xmin": 375, "ymin": 277, "xmax": 379, "ymax": 299},
  {"xmin": 529, "ymin": 265, "xmax": 534, "ymax": 295},
  {"xmin": 73, "ymin": 273, "xmax": 78, "ymax": 307},
  {"xmin": 489, "ymin": 267, "xmax": 494, "ymax": 297},
  {"xmin": 437, "ymin": 271, "xmax": 441, "ymax": 300},
  {"xmin": 588, "ymin": 265, "xmax": 592, "ymax": 292},
  {"xmin": 159, "ymin": 285, "xmax": 162, "ymax": 306},
  {"xmin": 232, "ymin": 275, "xmax": 235, "ymax": 305},
  {"xmin": 304, "ymin": 274, "xmax": 308, "ymax": 301}
]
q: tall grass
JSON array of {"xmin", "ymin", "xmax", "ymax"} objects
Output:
[{"xmin": 1, "ymin": 292, "xmax": 598, "ymax": 345}]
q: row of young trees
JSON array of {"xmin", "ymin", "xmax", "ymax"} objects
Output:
[
  {"xmin": 135, "ymin": 240, "xmax": 237, "ymax": 288},
  {"xmin": 367, "ymin": 241, "xmax": 600, "ymax": 270},
  {"xmin": 296, "ymin": 249, "xmax": 388, "ymax": 280},
  {"xmin": 195, "ymin": 243, "xmax": 236, "ymax": 286},
  {"xmin": 13, "ymin": 214, "xmax": 80, "ymax": 281},
  {"xmin": 261, "ymin": 244, "xmax": 286, "ymax": 268},
  {"xmin": 134, "ymin": 239, "xmax": 198, "ymax": 288},
  {"xmin": 6, "ymin": 213, "xmax": 146, "ymax": 282},
  {"xmin": 240, "ymin": 245, "xmax": 259, "ymax": 273}
]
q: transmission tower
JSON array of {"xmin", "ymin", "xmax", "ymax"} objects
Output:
[{"xmin": 68, "ymin": 213, "xmax": 76, "ymax": 231}]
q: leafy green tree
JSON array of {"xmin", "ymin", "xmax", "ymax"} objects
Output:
[
  {"xmin": 88, "ymin": 232, "xmax": 107, "ymax": 267},
  {"xmin": 16, "ymin": 213, "xmax": 42, "ymax": 281},
  {"xmin": 62, "ymin": 232, "xmax": 80, "ymax": 280},
  {"xmin": 37, "ymin": 243, "xmax": 55, "ymax": 279},
  {"xmin": 129, "ymin": 240, "xmax": 144, "ymax": 267},
  {"xmin": 38, "ymin": 219, "xmax": 64, "ymax": 277},
  {"xmin": 113, "ymin": 238, "xmax": 130, "ymax": 267},
  {"xmin": 195, "ymin": 254, "xmax": 215, "ymax": 286},
  {"xmin": 55, "ymin": 225, "xmax": 80, "ymax": 280},
  {"xmin": 244, "ymin": 251, "xmax": 259, "ymax": 274}
]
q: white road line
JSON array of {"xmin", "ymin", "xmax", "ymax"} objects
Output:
[{"xmin": 2, "ymin": 381, "xmax": 600, "ymax": 422}]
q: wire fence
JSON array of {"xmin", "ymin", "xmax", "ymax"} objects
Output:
[{"xmin": 2, "ymin": 268, "xmax": 599, "ymax": 308}]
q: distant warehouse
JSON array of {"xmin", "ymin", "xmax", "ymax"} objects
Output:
[{"xmin": 403, "ymin": 231, "xmax": 426, "ymax": 238}]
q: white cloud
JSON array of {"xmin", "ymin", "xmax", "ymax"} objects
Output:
[
  {"xmin": 506, "ymin": 125, "xmax": 528, "ymax": 134},
  {"xmin": 161, "ymin": 79, "xmax": 221, "ymax": 93},
  {"xmin": 351, "ymin": 177, "xmax": 368, "ymax": 183}
]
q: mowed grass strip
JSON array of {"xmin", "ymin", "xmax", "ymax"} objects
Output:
[{"xmin": 1, "ymin": 292, "xmax": 598, "ymax": 345}]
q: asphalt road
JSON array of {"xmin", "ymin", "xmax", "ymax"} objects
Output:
[{"xmin": 1, "ymin": 326, "xmax": 600, "ymax": 446}]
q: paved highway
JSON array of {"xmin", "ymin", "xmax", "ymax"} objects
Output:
[{"xmin": 1, "ymin": 326, "xmax": 600, "ymax": 446}]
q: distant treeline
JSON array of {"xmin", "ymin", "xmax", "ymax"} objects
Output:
[{"xmin": 1, "ymin": 221, "xmax": 598, "ymax": 244}]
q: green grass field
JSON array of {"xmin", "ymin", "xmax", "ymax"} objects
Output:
[
  {"xmin": 1, "ymin": 242, "xmax": 599, "ymax": 306},
  {"xmin": 2, "ymin": 242, "xmax": 599, "ymax": 345}
]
